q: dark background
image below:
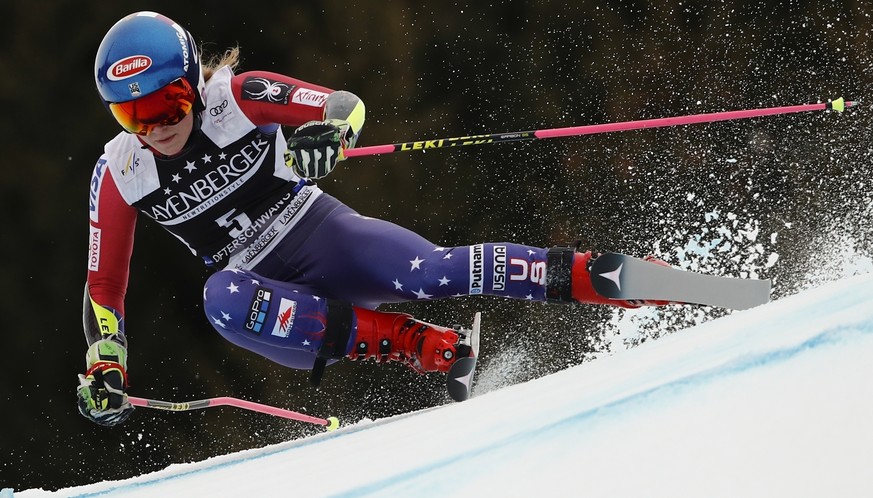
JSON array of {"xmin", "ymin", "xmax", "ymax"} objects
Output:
[{"xmin": 3, "ymin": 0, "xmax": 872, "ymax": 491}]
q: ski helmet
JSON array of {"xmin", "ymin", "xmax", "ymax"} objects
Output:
[{"xmin": 95, "ymin": 11, "xmax": 204, "ymax": 109}]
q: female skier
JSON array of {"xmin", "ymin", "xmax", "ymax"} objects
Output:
[{"xmin": 78, "ymin": 11, "xmax": 666, "ymax": 426}]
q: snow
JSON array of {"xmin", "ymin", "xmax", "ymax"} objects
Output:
[{"xmin": 14, "ymin": 270, "xmax": 873, "ymax": 497}]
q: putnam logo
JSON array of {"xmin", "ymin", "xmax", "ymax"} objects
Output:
[
  {"xmin": 469, "ymin": 244, "xmax": 484, "ymax": 295},
  {"xmin": 107, "ymin": 55, "xmax": 152, "ymax": 81}
]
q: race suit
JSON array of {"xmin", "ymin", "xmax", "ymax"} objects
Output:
[{"xmin": 85, "ymin": 66, "xmax": 552, "ymax": 369}]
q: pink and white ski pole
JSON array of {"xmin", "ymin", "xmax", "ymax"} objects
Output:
[
  {"xmin": 128, "ymin": 396, "xmax": 340, "ymax": 431},
  {"xmin": 343, "ymin": 98, "xmax": 855, "ymax": 159}
]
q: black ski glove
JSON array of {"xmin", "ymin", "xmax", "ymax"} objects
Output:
[{"xmin": 285, "ymin": 119, "xmax": 355, "ymax": 179}]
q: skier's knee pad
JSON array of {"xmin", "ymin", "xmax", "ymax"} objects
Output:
[{"xmin": 202, "ymin": 269, "xmax": 279, "ymax": 339}]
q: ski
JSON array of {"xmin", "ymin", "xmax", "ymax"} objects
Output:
[
  {"xmin": 590, "ymin": 252, "xmax": 771, "ymax": 310},
  {"xmin": 446, "ymin": 312, "xmax": 481, "ymax": 402}
]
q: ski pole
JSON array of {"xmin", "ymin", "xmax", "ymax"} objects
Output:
[
  {"xmin": 128, "ymin": 396, "xmax": 340, "ymax": 431},
  {"xmin": 343, "ymin": 98, "xmax": 855, "ymax": 159}
]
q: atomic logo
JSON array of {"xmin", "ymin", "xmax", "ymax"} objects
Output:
[{"xmin": 598, "ymin": 264, "xmax": 624, "ymax": 291}]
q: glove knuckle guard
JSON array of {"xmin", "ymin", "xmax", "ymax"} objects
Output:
[{"xmin": 286, "ymin": 119, "xmax": 346, "ymax": 179}]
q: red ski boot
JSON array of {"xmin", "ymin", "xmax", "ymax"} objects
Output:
[
  {"xmin": 347, "ymin": 308, "xmax": 476, "ymax": 373},
  {"xmin": 546, "ymin": 247, "xmax": 671, "ymax": 308}
]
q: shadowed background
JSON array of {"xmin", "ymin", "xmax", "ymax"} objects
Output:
[{"xmin": 2, "ymin": 1, "xmax": 872, "ymax": 491}]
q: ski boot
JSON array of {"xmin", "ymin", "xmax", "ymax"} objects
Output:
[
  {"xmin": 547, "ymin": 247, "xmax": 671, "ymax": 308},
  {"xmin": 348, "ymin": 308, "xmax": 477, "ymax": 374}
]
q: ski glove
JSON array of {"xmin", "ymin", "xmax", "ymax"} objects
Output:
[
  {"xmin": 285, "ymin": 118, "xmax": 357, "ymax": 179},
  {"xmin": 76, "ymin": 338, "xmax": 134, "ymax": 427}
]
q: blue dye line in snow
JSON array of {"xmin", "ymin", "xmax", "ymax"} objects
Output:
[
  {"xmin": 67, "ymin": 320, "xmax": 872, "ymax": 498},
  {"xmin": 335, "ymin": 322, "xmax": 873, "ymax": 498}
]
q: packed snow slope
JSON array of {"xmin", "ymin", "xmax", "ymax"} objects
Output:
[{"xmin": 17, "ymin": 272, "xmax": 873, "ymax": 497}]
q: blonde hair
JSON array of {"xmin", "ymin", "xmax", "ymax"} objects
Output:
[{"xmin": 202, "ymin": 46, "xmax": 241, "ymax": 81}]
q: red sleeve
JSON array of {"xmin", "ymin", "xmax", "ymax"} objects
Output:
[
  {"xmin": 231, "ymin": 70, "xmax": 334, "ymax": 127},
  {"xmin": 87, "ymin": 159, "xmax": 137, "ymax": 316}
]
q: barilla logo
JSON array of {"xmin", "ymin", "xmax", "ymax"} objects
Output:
[{"xmin": 107, "ymin": 55, "xmax": 152, "ymax": 81}]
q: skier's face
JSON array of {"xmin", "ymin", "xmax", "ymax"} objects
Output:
[
  {"xmin": 138, "ymin": 111, "xmax": 194, "ymax": 156},
  {"xmin": 108, "ymin": 77, "xmax": 196, "ymax": 155},
  {"xmin": 109, "ymin": 78, "xmax": 195, "ymax": 134}
]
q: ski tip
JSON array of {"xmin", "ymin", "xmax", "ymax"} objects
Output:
[{"xmin": 325, "ymin": 416, "xmax": 340, "ymax": 431}]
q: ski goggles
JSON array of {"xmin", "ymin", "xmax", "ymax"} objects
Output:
[{"xmin": 108, "ymin": 78, "xmax": 195, "ymax": 136}]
